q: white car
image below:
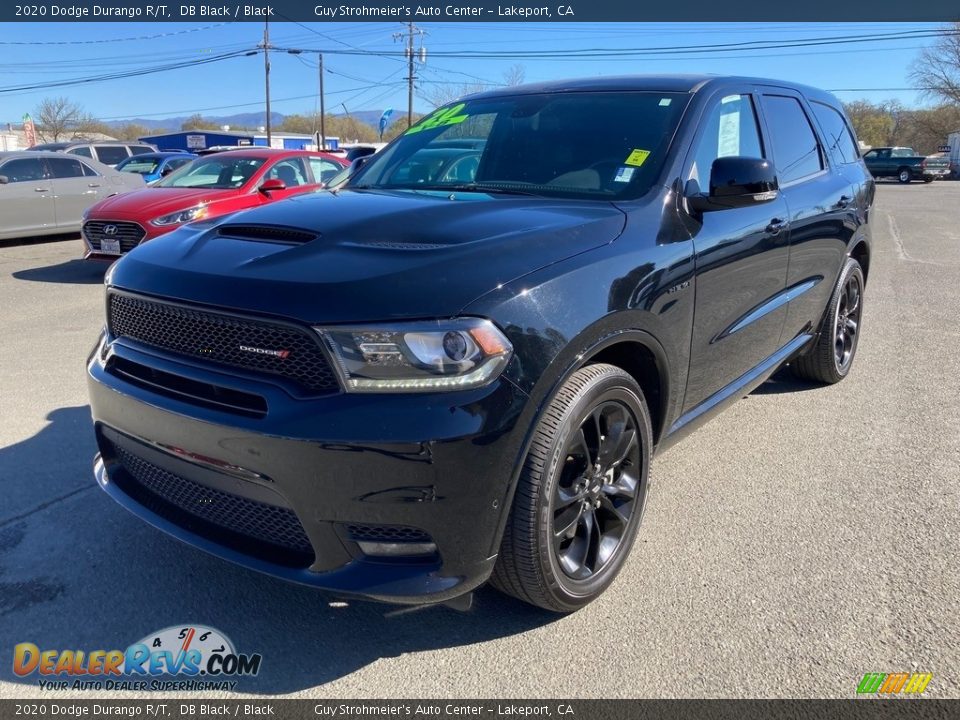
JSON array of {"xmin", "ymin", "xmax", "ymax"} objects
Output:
[{"xmin": 0, "ymin": 151, "xmax": 145, "ymax": 240}]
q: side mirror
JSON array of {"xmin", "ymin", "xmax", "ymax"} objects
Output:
[
  {"xmin": 688, "ymin": 157, "xmax": 778, "ymax": 212},
  {"xmin": 0, "ymin": 175, "xmax": 8, "ymax": 184},
  {"xmin": 258, "ymin": 178, "xmax": 286, "ymax": 194}
]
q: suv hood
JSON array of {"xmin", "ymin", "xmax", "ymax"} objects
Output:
[
  {"xmin": 88, "ymin": 187, "xmax": 239, "ymax": 220},
  {"xmin": 108, "ymin": 189, "xmax": 628, "ymax": 323}
]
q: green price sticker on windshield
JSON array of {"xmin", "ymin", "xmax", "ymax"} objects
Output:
[
  {"xmin": 625, "ymin": 149, "xmax": 651, "ymax": 167},
  {"xmin": 405, "ymin": 103, "xmax": 470, "ymax": 135}
]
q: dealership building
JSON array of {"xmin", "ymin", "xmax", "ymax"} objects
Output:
[{"xmin": 138, "ymin": 130, "xmax": 340, "ymax": 152}]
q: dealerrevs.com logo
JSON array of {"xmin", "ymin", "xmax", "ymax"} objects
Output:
[{"xmin": 13, "ymin": 625, "xmax": 262, "ymax": 691}]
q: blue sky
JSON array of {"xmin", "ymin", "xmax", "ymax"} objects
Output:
[{"xmin": 0, "ymin": 21, "xmax": 945, "ymax": 125}]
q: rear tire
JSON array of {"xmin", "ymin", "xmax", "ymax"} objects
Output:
[
  {"xmin": 898, "ymin": 168, "xmax": 912, "ymax": 183},
  {"xmin": 491, "ymin": 364, "xmax": 652, "ymax": 612},
  {"xmin": 792, "ymin": 258, "xmax": 864, "ymax": 384}
]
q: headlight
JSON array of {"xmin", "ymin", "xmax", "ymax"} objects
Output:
[
  {"xmin": 150, "ymin": 205, "xmax": 207, "ymax": 227},
  {"xmin": 316, "ymin": 318, "xmax": 512, "ymax": 393}
]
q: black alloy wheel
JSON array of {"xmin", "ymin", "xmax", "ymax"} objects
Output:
[
  {"xmin": 792, "ymin": 257, "xmax": 865, "ymax": 384},
  {"xmin": 552, "ymin": 401, "xmax": 641, "ymax": 581},
  {"xmin": 833, "ymin": 271, "xmax": 862, "ymax": 374},
  {"xmin": 491, "ymin": 363, "xmax": 652, "ymax": 612}
]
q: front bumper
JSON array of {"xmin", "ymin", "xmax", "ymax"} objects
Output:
[{"xmin": 87, "ymin": 338, "xmax": 530, "ymax": 605}]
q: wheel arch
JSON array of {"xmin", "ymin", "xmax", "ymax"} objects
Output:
[{"xmin": 850, "ymin": 239, "xmax": 870, "ymax": 284}]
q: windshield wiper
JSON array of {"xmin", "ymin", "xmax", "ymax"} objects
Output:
[{"xmin": 446, "ymin": 184, "xmax": 543, "ymax": 197}]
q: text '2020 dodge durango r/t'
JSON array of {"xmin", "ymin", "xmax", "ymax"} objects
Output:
[{"xmin": 87, "ymin": 76, "xmax": 873, "ymax": 612}]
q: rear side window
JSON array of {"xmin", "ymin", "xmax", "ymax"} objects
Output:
[
  {"xmin": 68, "ymin": 146, "xmax": 92, "ymax": 158},
  {"xmin": 95, "ymin": 146, "xmax": 130, "ymax": 165},
  {"xmin": 47, "ymin": 157, "xmax": 86, "ymax": 178},
  {"xmin": 810, "ymin": 102, "xmax": 859, "ymax": 164},
  {"xmin": 761, "ymin": 95, "xmax": 824, "ymax": 184},
  {"xmin": 309, "ymin": 157, "xmax": 343, "ymax": 184},
  {"xmin": 689, "ymin": 94, "xmax": 764, "ymax": 189},
  {"xmin": 129, "ymin": 145, "xmax": 154, "ymax": 156}
]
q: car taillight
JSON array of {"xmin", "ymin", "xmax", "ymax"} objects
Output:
[{"xmin": 921, "ymin": 160, "xmax": 927, "ymax": 170}]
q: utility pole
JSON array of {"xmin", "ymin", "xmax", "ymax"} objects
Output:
[
  {"xmin": 319, "ymin": 53, "xmax": 326, "ymax": 150},
  {"xmin": 406, "ymin": 22, "xmax": 414, "ymax": 128},
  {"xmin": 394, "ymin": 23, "xmax": 423, "ymax": 129},
  {"xmin": 263, "ymin": 19, "xmax": 272, "ymax": 146}
]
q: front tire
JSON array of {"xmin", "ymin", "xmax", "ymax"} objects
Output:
[
  {"xmin": 491, "ymin": 364, "xmax": 652, "ymax": 612},
  {"xmin": 792, "ymin": 258, "xmax": 864, "ymax": 384}
]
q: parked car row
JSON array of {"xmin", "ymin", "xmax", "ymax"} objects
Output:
[
  {"xmin": 1, "ymin": 143, "xmax": 349, "ymax": 254},
  {"xmin": 82, "ymin": 149, "xmax": 348, "ymax": 259}
]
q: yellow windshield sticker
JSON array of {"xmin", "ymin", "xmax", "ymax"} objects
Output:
[
  {"xmin": 405, "ymin": 103, "xmax": 470, "ymax": 135},
  {"xmin": 625, "ymin": 149, "xmax": 651, "ymax": 167}
]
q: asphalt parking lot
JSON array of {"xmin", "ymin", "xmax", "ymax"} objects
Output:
[{"xmin": 1, "ymin": 183, "xmax": 958, "ymax": 700}]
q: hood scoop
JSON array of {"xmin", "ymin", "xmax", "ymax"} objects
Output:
[{"xmin": 217, "ymin": 224, "xmax": 318, "ymax": 245}]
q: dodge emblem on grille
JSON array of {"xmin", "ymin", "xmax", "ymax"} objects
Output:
[
  {"xmin": 239, "ymin": 344, "xmax": 291, "ymax": 359},
  {"xmin": 103, "ymin": 225, "xmax": 118, "ymax": 236}
]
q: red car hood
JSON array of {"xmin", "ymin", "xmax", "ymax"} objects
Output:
[{"xmin": 86, "ymin": 187, "xmax": 240, "ymax": 220}]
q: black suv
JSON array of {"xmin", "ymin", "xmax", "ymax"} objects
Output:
[{"xmin": 87, "ymin": 76, "xmax": 873, "ymax": 612}]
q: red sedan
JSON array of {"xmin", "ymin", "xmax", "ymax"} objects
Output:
[{"xmin": 82, "ymin": 148, "xmax": 348, "ymax": 260}]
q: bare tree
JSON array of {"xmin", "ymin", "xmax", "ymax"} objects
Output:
[
  {"xmin": 35, "ymin": 97, "xmax": 83, "ymax": 142},
  {"xmin": 910, "ymin": 22, "xmax": 960, "ymax": 105},
  {"xmin": 424, "ymin": 65, "xmax": 528, "ymax": 109}
]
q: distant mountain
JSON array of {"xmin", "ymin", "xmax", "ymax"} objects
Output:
[{"xmin": 100, "ymin": 109, "xmax": 391, "ymax": 134}]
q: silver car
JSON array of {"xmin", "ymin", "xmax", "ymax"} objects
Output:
[{"xmin": 0, "ymin": 151, "xmax": 145, "ymax": 241}]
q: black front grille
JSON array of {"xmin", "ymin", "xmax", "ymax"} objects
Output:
[
  {"xmin": 84, "ymin": 221, "xmax": 145, "ymax": 253},
  {"xmin": 112, "ymin": 445, "xmax": 314, "ymax": 566},
  {"xmin": 108, "ymin": 293, "xmax": 340, "ymax": 395},
  {"xmin": 345, "ymin": 524, "xmax": 433, "ymax": 544}
]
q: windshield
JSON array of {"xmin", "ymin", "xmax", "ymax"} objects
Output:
[
  {"xmin": 155, "ymin": 156, "xmax": 264, "ymax": 189},
  {"xmin": 350, "ymin": 91, "xmax": 689, "ymax": 200},
  {"xmin": 117, "ymin": 156, "xmax": 161, "ymax": 174}
]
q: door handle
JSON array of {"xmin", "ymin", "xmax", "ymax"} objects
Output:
[
  {"xmin": 766, "ymin": 218, "xmax": 786, "ymax": 236},
  {"xmin": 34, "ymin": 187, "xmax": 49, "ymax": 192},
  {"xmin": 87, "ymin": 183, "xmax": 101, "ymax": 188},
  {"xmin": 836, "ymin": 195, "xmax": 851, "ymax": 209}
]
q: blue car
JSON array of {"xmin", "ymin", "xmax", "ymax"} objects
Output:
[{"xmin": 115, "ymin": 152, "xmax": 196, "ymax": 183}]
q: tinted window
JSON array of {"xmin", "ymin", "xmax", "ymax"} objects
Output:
[
  {"xmin": 353, "ymin": 92, "xmax": 690, "ymax": 200},
  {"xmin": 810, "ymin": 102, "xmax": 859, "ymax": 164},
  {"xmin": 688, "ymin": 94, "xmax": 764, "ymax": 190},
  {"xmin": 129, "ymin": 146, "xmax": 154, "ymax": 156},
  {"xmin": 47, "ymin": 157, "xmax": 86, "ymax": 179},
  {"xmin": 95, "ymin": 145, "xmax": 130, "ymax": 165},
  {"xmin": 81, "ymin": 162, "xmax": 99, "ymax": 177},
  {"xmin": 68, "ymin": 146, "xmax": 92, "ymax": 158},
  {"xmin": 0, "ymin": 158, "xmax": 46, "ymax": 182},
  {"xmin": 762, "ymin": 96, "xmax": 824, "ymax": 184},
  {"xmin": 166, "ymin": 158, "xmax": 192, "ymax": 171}
]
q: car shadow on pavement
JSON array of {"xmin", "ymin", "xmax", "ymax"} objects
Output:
[
  {"xmin": 751, "ymin": 366, "xmax": 823, "ymax": 395},
  {"xmin": 12, "ymin": 259, "xmax": 109, "ymax": 285},
  {"xmin": 0, "ymin": 406, "xmax": 561, "ymax": 695}
]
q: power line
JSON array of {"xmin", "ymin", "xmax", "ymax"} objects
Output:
[
  {"xmin": 273, "ymin": 27, "xmax": 957, "ymax": 59},
  {"xmin": 0, "ymin": 23, "xmax": 231, "ymax": 45},
  {"xmin": 0, "ymin": 49, "xmax": 259, "ymax": 94}
]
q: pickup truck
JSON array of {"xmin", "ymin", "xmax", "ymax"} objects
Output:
[{"xmin": 862, "ymin": 146, "xmax": 951, "ymax": 183}]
